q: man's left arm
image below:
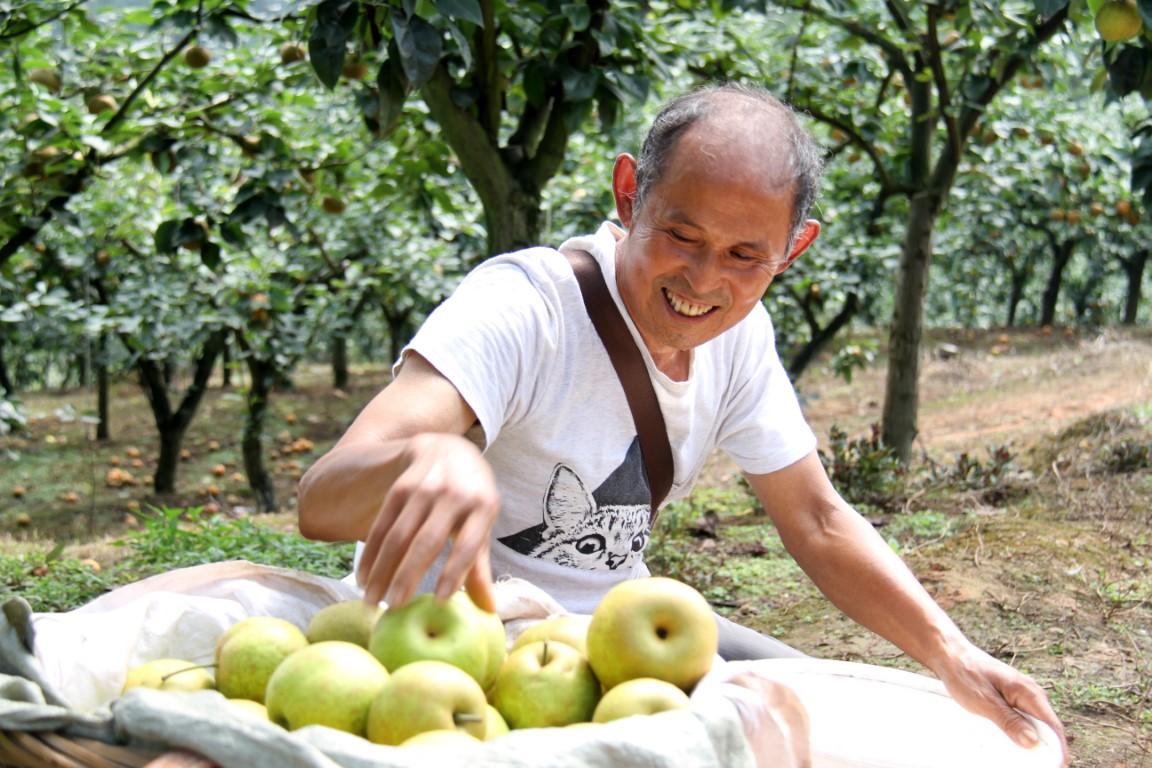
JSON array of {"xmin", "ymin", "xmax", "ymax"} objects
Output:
[{"xmin": 746, "ymin": 451, "xmax": 1067, "ymax": 764}]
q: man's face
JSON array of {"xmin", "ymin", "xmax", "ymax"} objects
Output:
[{"xmin": 614, "ymin": 126, "xmax": 817, "ymax": 375}]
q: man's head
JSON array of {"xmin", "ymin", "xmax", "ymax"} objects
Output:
[
  {"xmin": 611, "ymin": 83, "xmax": 824, "ymax": 376},
  {"xmin": 630, "ymin": 83, "xmax": 824, "ymax": 253}
]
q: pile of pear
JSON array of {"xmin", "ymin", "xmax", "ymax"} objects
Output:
[{"xmin": 121, "ymin": 577, "xmax": 719, "ymax": 748}]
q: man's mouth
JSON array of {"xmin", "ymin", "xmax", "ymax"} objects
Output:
[{"xmin": 664, "ymin": 288, "xmax": 715, "ymax": 318}]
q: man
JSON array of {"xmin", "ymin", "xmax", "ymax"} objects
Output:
[{"xmin": 298, "ymin": 83, "xmax": 1066, "ymax": 761}]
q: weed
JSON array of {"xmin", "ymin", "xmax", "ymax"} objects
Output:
[
  {"xmin": 818, "ymin": 424, "xmax": 905, "ymax": 510},
  {"xmin": 935, "ymin": 444, "xmax": 1018, "ymax": 492},
  {"xmin": 1099, "ymin": 441, "xmax": 1152, "ymax": 473},
  {"xmin": 0, "ymin": 550, "xmax": 113, "ymax": 612},
  {"xmin": 112, "ymin": 506, "xmax": 354, "ymax": 581},
  {"xmin": 1, "ymin": 505, "xmax": 354, "ymax": 612}
]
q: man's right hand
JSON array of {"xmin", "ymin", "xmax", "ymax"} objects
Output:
[
  {"xmin": 297, "ymin": 352, "xmax": 499, "ymax": 613},
  {"xmin": 355, "ymin": 432, "xmax": 500, "ymax": 612}
]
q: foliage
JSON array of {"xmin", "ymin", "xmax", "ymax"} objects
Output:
[
  {"xmin": 817, "ymin": 424, "xmax": 906, "ymax": 510},
  {"xmin": 0, "ymin": 505, "xmax": 356, "ymax": 612},
  {"xmin": 1100, "ymin": 440, "xmax": 1152, "ymax": 473},
  {"xmin": 930, "ymin": 444, "xmax": 1020, "ymax": 494},
  {"xmin": 112, "ymin": 505, "xmax": 354, "ymax": 579},
  {"xmin": 0, "ymin": 549, "xmax": 113, "ymax": 613}
]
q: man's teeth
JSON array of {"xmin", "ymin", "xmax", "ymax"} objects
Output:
[{"xmin": 665, "ymin": 289, "xmax": 713, "ymax": 317}]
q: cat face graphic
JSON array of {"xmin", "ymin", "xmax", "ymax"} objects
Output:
[
  {"xmin": 497, "ymin": 438, "xmax": 653, "ymax": 571},
  {"xmin": 529, "ymin": 465, "xmax": 649, "ymax": 570}
]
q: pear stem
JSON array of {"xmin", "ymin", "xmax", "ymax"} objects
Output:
[
  {"xmin": 453, "ymin": 712, "xmax": 484, "ymax": 725},
  {"xmin": 542, "ymin": 640, "xmax": 550, "ymax": 665},
  {"xmin": 160, "ymin": 663, "xmax": 215, "ymax": 683}
]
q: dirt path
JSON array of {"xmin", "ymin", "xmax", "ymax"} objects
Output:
[{"xmin": 802, "ymin": 327, "xmax": 1152, "ymax": 457}]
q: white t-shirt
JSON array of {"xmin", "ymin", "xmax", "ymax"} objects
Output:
[{"xmin": 353, "ymin": 222, "xmax": 815, "ymax": 614}]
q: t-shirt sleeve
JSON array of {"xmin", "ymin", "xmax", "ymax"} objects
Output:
[
  {"xmin": 396, "ymin": 261, "xmax": 558, "ymax": 448},
  {"xmin": 716, "ymin": 307, "xmax": 817, "ymax": 475}
]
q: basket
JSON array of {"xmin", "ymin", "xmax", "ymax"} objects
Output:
[{"xmin": 0, "ymin": 729, "xmax": 214, "ymax": 768}]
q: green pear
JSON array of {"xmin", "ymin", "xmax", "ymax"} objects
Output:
[
  {"xmin": 306, "ymin": 599, "xmax": 383, "ymax": 647},
  {"xmin": 123, "ymin": 658, "xmax": 214, "ymax": 693},
  {"xmin": 490, "ymin": 640, "xmax": 600, "ymax": 729},
  {"xmin": 369, "ymin": 592, "xmax": 488, "ymax": 683},
  {"xmin": 365, "ymin": 660, "xmax": 488, "ymax": 745},
  {"xmin": 265, "ymin": 641, "xmax": 390, "ymax": 735},
  {"xmin": 587, "ymin": 577, "xmax": 717, "ymax": 693},
  {"xmin": 215, "ymin": 616, "xmax": 308, "ymax": 703},
  {"xmin": 483, "ymin": 704, "xmax": 509, "ymax": 740},
  {"xmin": 592, "ymin": 677, "xmax": 691, "ymax": 722},
  {"xmin": 476, "ymin": 607, "xmax": 507, "ymax": 691},
  {"xmin": 511, "ymin": 614, "xmax": 589, "ymax": 656}
]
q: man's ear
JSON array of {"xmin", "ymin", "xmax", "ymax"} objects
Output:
[
  {"xmin": 612, "ymin": 153, "xmax": 638, "ymax": 228},
  {"xmin": 774, "ymin": 219, "xmax": 821, "ymax": 275}
]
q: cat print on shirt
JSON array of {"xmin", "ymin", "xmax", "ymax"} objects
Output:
[{"xmin": 498, "ymin": 437, "xmax": 652, "ymax": 571}]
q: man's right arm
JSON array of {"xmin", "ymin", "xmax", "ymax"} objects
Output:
[{"xmin": 296, "ymin": 352, "xmax": 501, "ymax": 610}]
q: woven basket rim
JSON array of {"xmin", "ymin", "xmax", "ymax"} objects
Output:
[{"xmin": 0, "ymin": 728, "xmax": 166, "ymax": 768}]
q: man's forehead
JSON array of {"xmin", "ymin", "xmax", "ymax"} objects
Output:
[{"xmin": 664, "ymin": 107, "xmax": 796, "ymax": 192}]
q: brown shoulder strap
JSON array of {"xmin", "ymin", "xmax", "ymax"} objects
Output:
[{"xmin": 562, "ymin": 248, "xmax": 674, "ymax": 515}]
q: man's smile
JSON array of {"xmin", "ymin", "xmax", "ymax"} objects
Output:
[{"xmin": 663, "ymin": 287, "xmax": 716, "ymax": 318}]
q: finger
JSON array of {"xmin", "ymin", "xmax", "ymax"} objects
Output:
[
  {"xmin": 360, "ymin": 488, "xmax": 431, "ymax": 605},
  {"xmin": 382, "ymin": 499, "xmax": 461, "ymax": 607},
  {"xmin": 1008, "ymin": 684, "xmax": 1068, "ymax": 764},
  {"xmin": 356, "ymin": 472, "xmax": 413, "ymax": 595},
  {"xmin": 462, "ymin": 541, "xmax": 496, "ymax": 613},
  {"xmin": 436, "ymin": 507, "xmax": 494, "ymax": 602}
]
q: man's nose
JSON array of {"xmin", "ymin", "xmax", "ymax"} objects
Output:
[{"xmin": 681, "ymin": 251, "xmax": 724, "ymax": 294}]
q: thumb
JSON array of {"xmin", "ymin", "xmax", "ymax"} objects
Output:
[
  {"xmin": 1001, "ymin": 710, "xmax": 1040, "ymax": 749},
  {"xmin": 464, "ymin": 546, "xmax": 496, "ymax": 613}
]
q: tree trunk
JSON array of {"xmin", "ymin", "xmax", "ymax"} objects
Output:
[
  {"xmin": 96, "ymin": 332, "xmax": 110, "ymax": 441},
  {"xmin": 1006, "ymin": 267, "xmax": 1029, "ymax": 328},
  {"xmin": 385, "ymin": 310, "xmax": 411, "ymax": 367},
  {"xmin": 153, "ymin": 423, "xmax": 187, "ymax": 494},
  {"xmin": 787, "ymin": 292, "xmax": 860, "ymax": 380},
  {"xmin": 74, "ymin": 353, "xmax": 89, "ymax": 389},
  {"xmin": 1121, "ymin": 248, "xmax": 1148, "ymax": 325},
  {"xmin": 220, "ymin": 343, "xmax": 232, "ymax": 388},
  {"xmin": 0, "ymin": 332, "xmax": 13, "ymax": 395},
  {"xmin": 882, "ymin": 194, "xmax": 940, "ymax": 462},
  {"xmin": 1040, "ymin": 240, "xmax": 1076, "ymax": 327},
  {"xmin": 331, "ymin": 335, "xmax": 349, "ymax": 391},
  {"xmin": 242, "ymin": 355, "xmax": 278, "ymax": 513},
  {"xmin": 136, "ymin": 330, "xmax": 227, "ymax": 494}
]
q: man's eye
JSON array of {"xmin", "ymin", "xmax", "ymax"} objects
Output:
[{"xmin": 668, "ymin": 229, "xmax": 693, "ymax": 242}]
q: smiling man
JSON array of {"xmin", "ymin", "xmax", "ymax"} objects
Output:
[{"xmin": 297, "ymin": 83, "xmax": 1066, "ymax": 763}]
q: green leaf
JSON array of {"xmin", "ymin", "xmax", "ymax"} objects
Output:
[
  {"xmin": 446, "ymin": 19, "xmax": 473, "ymax": 71},
  {"xmin": 561, "ymin": 68, "xmax": 598, "ymax": 101},
  {"xmin": 155, "ymin": 220, "xmax": 179, "ymax": 253},
  {"xmin": 392, "ymin": 12, "xmax": 443, "ymax": 89},
  {"xmin": 562, "ymin": 3, "xmax": 592, "ymax": 31},
  {"xmin": 1140, "ymin": 0, "xmax": 1152, "ymax": 28},
  {"xmin": 375, "ymin": 56, "xmax": 410, "ymax": 136},
  {"xmin": 309, "ymin": 0, "xmax": 360, "ymax": 90},
  {"xmin": 434, "ymin": 0, "xmax": 484, "ymax": 26},
  {"xmin": 1033, "ymin": 0, "xmax": 1068, "ymax": 20},
  {"xmin": 200, "ymin": 242, "xmax": 222, "ymax": 272}
]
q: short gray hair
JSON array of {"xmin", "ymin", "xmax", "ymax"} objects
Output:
[{"xmin": 632, "ymin": 83, "xmax": 825, "ymax": 246}]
